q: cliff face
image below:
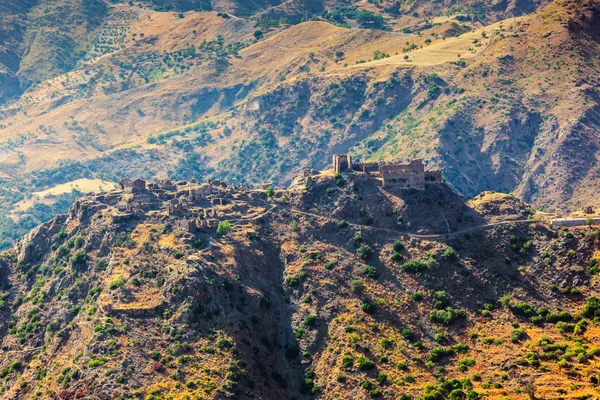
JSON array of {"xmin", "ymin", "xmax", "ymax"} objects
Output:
[{"xmin": 1, "ymin": 175, "xmax": 600, "ymax": 399}]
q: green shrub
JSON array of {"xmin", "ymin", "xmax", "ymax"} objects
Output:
[
  {"xmin": 88, "ymin": 358, "xmax": 106, "ymax": 368},
  {"xmin": 357, "ymin": 244, "xmax": 374, "ymax": 260},
  {"xmin": 286, "ymin": 272, "xmax": 306, "ymax": 287},
  {"xmin": 70, "ymin": 251, "xmax": 87, "ymax": 270},
  {"xmin": 109, "ymin": 277, "xmax": 125, "ymax": 290},
  {"xmin": 304, "ymin": 314, "xmax": 318, "ymax": 328},
  {"xmin": 361, "ymin": 265, "xmax": 378, "ymax": 279},
  {"xmin": 265, "ymin": 186, "xmax": 275, "ymax": 198},
  {"xmin": 512, "ymin": 302, "xmax": 534, "ymax": 317},
  {"xmin": 511, "ymin": 328, "xmax": 526, "ymax": 343},
  {"xmin": 402, "ymin": 261, "xmax": 426, "ymax": 273},
  {"xmin": 433, "ymin": 291, "xmax": 450, "ymax": 309},
  {"xmin": 397, "ymin": 361, "xmax": 408, "ymax": 371},
  {"xmin": 428, "ymin": 346, "xmax": 455, "ymax": 362},
  {"xmin": 362, "ymin": 301, "xmax": 375, "ymax": 314},
  {"xmin": 430, "ymin": 307, "xmax": 466, "ymax": 325},
  {"xmin": 341, "ymin": 356, "xmax": 354, "ymax": 369},
  {"xmin": 356, "ymin": 356, "xmax": 375, "ymax": 370},
  {"xmin": 393, "ymin": 241, "xmax": 405, "ymax": 252},
  {"xmin": 350, "ymin": 279, "xmax": 365, "ymax": 293},
  {"xmin": 457, "ymin": 358, "xmax": 475, "ymax": 372},
  {"xmin": 295, "ymin": 328, "xmax": 307, "ymax": 338},
  {"xmin": 582, "ymin": 297, "xmax": 600, "ymax": 319},
  {"xmin": 217, "ymin": 221, "xmax": 232, "ymax": 236},
  {"xmin": 442, "ymin": 247, "xmax": 457, "ymax": 261},
  {"xmin": 546, "ymin": 311, "xmax": 573, "ymax": 323}
]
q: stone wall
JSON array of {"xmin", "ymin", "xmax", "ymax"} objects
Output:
[{"xmin": 380, "ymin": 160, "xmax": 426, "ymax": 189}]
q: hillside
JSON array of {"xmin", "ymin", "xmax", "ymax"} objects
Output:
[
  {"xmin": 1, "ymin": 174, "xmax": 600, "ymax": 399},
  {"xmin": 0, "ymin": 0, "xmax": 599, "ymax": 250}
]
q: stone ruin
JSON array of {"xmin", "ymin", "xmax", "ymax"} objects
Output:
[
  {"xmin": 119, "ymin": 178, "xmax": 146, "ymax": 193},
  {"xmin": 333, "ymin": 154, "xmax": 442, "ymax": 189}
]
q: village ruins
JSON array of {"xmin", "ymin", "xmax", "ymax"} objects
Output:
[{"xmin": 77, "ymin": 154, "xmax": 443, "ymax": 236}]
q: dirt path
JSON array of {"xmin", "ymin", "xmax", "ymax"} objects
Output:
[{"xmin": 271, "ymin": 203, "xmax": 541, "ymax": 240}]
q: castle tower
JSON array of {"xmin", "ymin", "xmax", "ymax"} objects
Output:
[{"xmin": 333, "ymin": 154, "xmax": 352, "ymax": 173}]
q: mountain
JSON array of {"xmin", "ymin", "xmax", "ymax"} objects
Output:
[
  {"xmin": 0, "ymin": 0, "xmax": 598, "ymax": 251},
  {"xmin": 1, "ymin": 174, "xmax": 600, "ymax": 399}
]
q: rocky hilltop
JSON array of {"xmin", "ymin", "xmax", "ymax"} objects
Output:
[{"xmin": 1, "ymin": 171, "xmax": 600, "ymax": 399}]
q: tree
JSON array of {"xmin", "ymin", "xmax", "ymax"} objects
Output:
[
  {"xmin": 253, "ymin": 30, "xmax": 263, "ymax": 39},
  {"xmin": 356, "ymin": 10, "xmax": 385, "ymax": 29},
  {"xmin": 266, "ymin": 186, "xmax": 275, "ymax": 198},
  {"xmin": 217, "ymin": 221, "xmax": 232, "ymax": 236}
]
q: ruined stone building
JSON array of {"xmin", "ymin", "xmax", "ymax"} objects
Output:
[
  {"xmin": 333, "ymin": 154, "xmax": 442, "ymax": 189},
  {"xmin": 119, "ymin": 178, "xmax": 146, "ymax": 193}
]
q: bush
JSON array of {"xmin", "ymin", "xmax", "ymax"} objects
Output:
[
  {"xmin": 341, "ymin": 356, "xmax": 354, "ymax": 369},
  {"xmin": 47, "ymin": 321, "xmax": 60, "ymax": 332},
  {"xmin": 70, "ymin": 251, "xmax": 87, "ymax": 270},
  {"xmin": 402, "ymin": 261, "xmax": 426, "ymax": 273},
  {"xmin": 356, "ymin": 356, "xmax": 375, "ymax": 370},
  {"xmin": 457, "ymin": 358, "xmax": 475, "ymax": 372},
  {"xmin": 356, "ymin": 244, "xmax": 374, "ymax": 260},
  {"xmin": 442, "ymin": 247, "xmax": 457, "ymax": 261},
  {"xmin": 217, "ymin": 221, "xmax": 232, "ymax": 236},
  {"xmin": 448, "ymin": 389, "xmax": 467, "ymax": 400},
  {"xmin": 546, "ymin": 311, "xmax": 573, "ymax": 323},
  {"xmin": 350, "ymin": 279, "xmax": 365, "ymax": 293},
  {"xmin": 512, "ymin": 302, "xmax": 534, "ymax": 317},
  {"xmin": 392, "ymin": 241, "xmax": 404, "ymax": 252},
  {"xmin": 582, "ymin": 297, "xmax": 600, "ymax": 319},
  {"xmin": 362, "ymin": 301, "xmax": 375, "ymax": 314},
  {"xmin": 511, "ymin": 328, "xmax": 526, "ymax": 343},
  {"xmin": 425, "ymin": 256, "xmax": 439, "ymax": 269},
  {"xmin": 401, "ymin": 328, "xmax": 414, "ymax": 340},
  {"xmin": 361, "ymin": 265, "xmax": 378, "ymax": 279},
  {"xmin": 109, "ymin": 277, "xmax": 125, "ymax": 290},
  {"xmin": 430, "ymin": 307, "xmax": 466, "ymax": 325},
  {"xmin": 304, "ymin": 314, "xmax": 318, "ymax": 328},
  {"xmin": 433, "ymin": 291, "xmax": 450, "ymax": 309},
  {"xmin": 285, "ymin": 272, "xmax": 306, "ymax": 287},
  {"xmin": 428, "ymin": 346, "xmax": 455, "ymax": 362}
]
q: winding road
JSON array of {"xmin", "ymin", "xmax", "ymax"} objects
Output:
[{"xmin": 229, "ymin": 201, "xmax": 542, "ymax": 241}]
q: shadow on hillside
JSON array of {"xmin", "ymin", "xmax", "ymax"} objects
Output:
[{"xmin": 183, "ymin": 235, "xmax": 307, "ymax": 399}]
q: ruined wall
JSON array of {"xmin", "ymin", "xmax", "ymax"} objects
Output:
[
  {"xmin": 352, "ymin": 162, "xmax": 380, "ymax": 173},
  {"xmin": 380, "ymin": 160, "xmax": 426, "ymax": 189}
]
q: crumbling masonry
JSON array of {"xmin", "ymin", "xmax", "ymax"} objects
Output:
[{"xmin": 333, "ymin": 154, "xmax": 442, "ymax": 189}]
